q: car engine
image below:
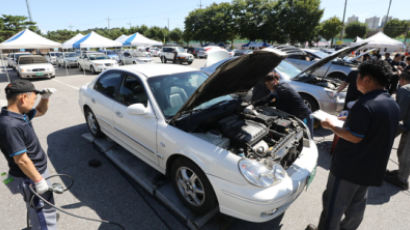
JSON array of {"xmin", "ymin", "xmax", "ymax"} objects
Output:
[{"xmin": 174, "ymin": 100, "xmax": 308, "ymax": 169}]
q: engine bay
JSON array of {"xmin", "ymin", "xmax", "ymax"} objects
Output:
[
  {"xmin": 173, "ymin": 99, "xmax": 308, "ymax": 169},
  {"xmin": 296, "ymin": 74, "xmax": 343, "ymax": 90}
]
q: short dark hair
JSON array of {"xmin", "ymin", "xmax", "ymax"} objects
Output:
[
  {"xmin": 265, "ymin": 72, "xmax": 280, "ymax": 81},
  {"xmin": 6, "ymin": 93, "xmax": 19, "ymax": 101},
  {"xmin": 385, "ymin": 52, "xmax": 390, "ymax": 56},
  {"xmin": 400, "ymin": 70, "xmax": 410, "ymax": 82},
  {"xmin": 406, "ymin": 56, "xmax": 410, "ymax": 61},
  {"xmin": 358, "ymin": 59, "xmax": 392, "ymax": 87},
  {"xmin": 394, "ymin": 53, "xmax": 401, "ymax": 59}
]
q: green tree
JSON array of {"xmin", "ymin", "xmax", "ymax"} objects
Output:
[
  {"xmin": 184, "ymin": 8, "xmax": 209, "ymax": 45},
  {"xmin": 318, "ymin": 16, "xmax": 343, "ymax": 46},
  {"xmin": 169, "ymin": 28, "xmax": 183, "ymax": 44},
  {"xmin": 384, "ymin": 19, "xmax": 409, "ymax": 38},
  {"xmin": 232, "ymin": 0, "xmax": 276, "ymax": 42},
  {"xmin": 0, "ymin": 14, "xmax": 39, "ymax": 41},
  {"xmin": 345, "ymin": 22, "xmax": 367, "ymax": 39},
  {"xmin": 275, "ymin": 0, "xmax": 323, "ymax": 44},
  {"xmin": 46, "ymin": 29, "xmax": 76, "ymax": 42}
]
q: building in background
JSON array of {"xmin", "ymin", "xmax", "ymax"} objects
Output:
[
  {"xmin": 380, "ymin": 15, "xmax": 392, "ymax": 27},
  {"xmin": 365, "ymin": 16, "xmax": 380, "ymax": 30},
  {"xmin": 347, "ymin": 15, "xmax": 359, "ymax": 24}
]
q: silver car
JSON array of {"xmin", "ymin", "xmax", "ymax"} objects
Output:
[
  {"xmin": 57, "ymin": 52, "xmax": 79, "ymax": 68},
  {"xmin": 201, "ymin": 45, "xmax": 366, "ymax": 114},
  {"xmin": 275, "ymin": 46, "xmax": 357, "ymax": 81}
]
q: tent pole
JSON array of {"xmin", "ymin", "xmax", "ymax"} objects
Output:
[{"xmin": 0, "ymin": 50, "xmax": 11, "ymax": 82}]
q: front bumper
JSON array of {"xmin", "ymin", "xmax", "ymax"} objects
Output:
[
  {"xmin": 208, "ymin": 139, "xmax": 318, "ymax": 223},
  {"xmin": 20, "ymin": 71, "xmax": 55, "ymax": 79},
  {"xmin": 94, "ymin": 64, "xmax": 119, "ymax": 73}
]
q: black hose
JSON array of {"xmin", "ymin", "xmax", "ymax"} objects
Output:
[{"xmin": 27, "ymin": 174, "xmax": 126, "ymax": 230}]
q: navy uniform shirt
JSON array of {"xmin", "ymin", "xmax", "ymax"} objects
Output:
[
  {"xmin": 331, "ymin": 89, "xmax": 400, "ymax": 186},
  {"xmin": 0, "ymin": 107, "xmax": 47, "ymax": 177}
]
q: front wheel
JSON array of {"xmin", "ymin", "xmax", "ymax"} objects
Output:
[
  {"xmin": 187, "ymin": 61, "xmax": 193, "ymax": 65},
  {"xmin": 84, "ymin": 108, "xmax": 104, "ymax": 138},
  {"xmin": 90, "ymin": 66, "xmax": 96, "ymax": 74},
  {"xmin": 171, "ymin": 158, "xmax": 217, "ymax": 214},
  {"xmin": 301, "ymin": 94, "xmax": 319, "ymax": 112}
]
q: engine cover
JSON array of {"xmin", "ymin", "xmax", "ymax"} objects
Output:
[{"xmin": 218, "ymin": 115, "xmax": 268, "ymax": 145}]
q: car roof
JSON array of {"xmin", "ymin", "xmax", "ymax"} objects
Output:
[{"xmin": 115, "ymin": 64, "xmax": 197, "ymax": 78}]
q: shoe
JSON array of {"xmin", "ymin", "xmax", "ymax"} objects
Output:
[
  {"xmin": 305, "ymin": 224, "xmax": 318, "ymax": 230},
  {"xmin": 384, "ymin": 173, "xmax": 409, "ymax": 190}
]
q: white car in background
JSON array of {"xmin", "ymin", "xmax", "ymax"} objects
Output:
[
  {"xmin": 79, "ymin": 50, "xmax": 318, "ymax": 223},
  {"xmin": 16, "ymin": 55, "xmax": 55, "ymax": 79},
  {"xmin": 160, "ymin": 46, "xmax": 193, "ymax": 64},
  {"xmin": 57, "ymin": 52, "xmax": 79, "ymax": 68},
  {"xmin": 8, "ymin": 52, "xmax": 31, "ymax": 69},
  {"xmin": 46, "ymin": 52, "xmax": 63, "ymax": 65},
  {"xmin": 118, "ymin": 51, "xmax": 152, "ymax": 65},
  {"xmin": 78, "ymin": 52, "xmax": 119, "ymax": 73}
]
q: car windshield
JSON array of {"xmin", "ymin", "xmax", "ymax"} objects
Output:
[
  {"xmin": 64, "ymin": 53, "xmax": 77, "ymax": 57},
  {"xmin": 19, "ymin": 56, "xmax": 48, "ymax": 64},
  {"xmin": 89, "ymin": 54, "xmax": 109, "ymax": 60},
  {"xmin": 309, "ymin": 50, "xmax": 329, "ymax": 59},
  {"xmin": 14, "ymin": 53, "xmax": 31, "ymax": 60},
  {"xmin": 275, "ymin": 60, "xmax": 302, "ymax": 80},
  {"xmin": 175, "ymin": 47, "xmax": 185, "ymax": 52},
  {"xmin": 148, "ymin": 71, "xmax": 208, "ymax": 118}
]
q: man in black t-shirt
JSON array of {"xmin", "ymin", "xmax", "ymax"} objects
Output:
[
  {"xmin": 0, "ymin": 80, "xmax": 57, "ymax": 230},
  {"xmin": 252, "ymin": 72, "xmax": 313, "ymax": 135},
  {"xmin": 306, "ymin": 60, "xmax": 399, "ymax": 230}
]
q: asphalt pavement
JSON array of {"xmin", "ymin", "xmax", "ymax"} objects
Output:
[{"xmin": 0, "ymin": 57, "xmax": 409, "ymax": 230}]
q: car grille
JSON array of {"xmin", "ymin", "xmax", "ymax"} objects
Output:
[
  {"xmin": 32, "ymin": 68, "xmax": 45, "ymax": 72},
  {"xmin": 105, "ymin": 63, "xmax": 112, "ymax": 66}
]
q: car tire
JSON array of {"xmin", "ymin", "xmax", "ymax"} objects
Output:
[
  {"xmin": 79, "ymin": 64, "xmax": 83, "ymax": 71},
  {"xmin": 300, "ymin": 94, "xmax": 319, "ymax": 112},
  {"xmin": 90, "ymin": 66, "xmax": 96, "ymax": 74},
  {"xmin": 160, "ymin": 56, "xmax": 165, "ymax": 63},
  {"xmin": 133, "ymin": 61, "xmax": 136, "ymax": 64},
  {"xmin": 84, "ymin": 108, "xmax": 104, "ymax": 138},
  {"xmin": 187, "ymin": 61, "xmax": 193, "ymax": 65},
  {"xmin": 171, "ymin": 158, "xmax": 217, "ymax": 214}
]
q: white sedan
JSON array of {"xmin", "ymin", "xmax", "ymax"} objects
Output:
[
  {"xmin": 79, "ymin": 49, "xmax": 318, "ymax": 223},
  {"xmin": 16, "ymin": 55, "xmax": 55, "ymax": 79},
  {"xmin": 78, "ymin": 52, "xmax": 119, "ymax": 74}
]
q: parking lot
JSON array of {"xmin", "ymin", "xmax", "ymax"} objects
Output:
[{"xmin": 1, "ymin": 57, "xmax": 410, "ymax": 230}]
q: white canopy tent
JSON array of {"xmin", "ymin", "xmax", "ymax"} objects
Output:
[
  {"xmin": 123, "ymin": 32, "xmax": 162, "ymax": 46},
  {"xmin": 62, "ymin": 33, "xmax": 84, "ymax": 49},
  {"xmin": 0, "ymin": 29, "xmax": 61, "ymax": 82},
  {"xmin": 115, "ymin": 34, "xmax": 130, "ymax": 44},
  {"xmin": 355, "ymin": 32, "xmax": 405, "ymax": 52},
  {"xmin": 0, "ymin": 29, "xmax": 61, "ymax": 50},
  {"xmin": 73, "ymin": 31, "xmax": 122, "ymax": 49}
]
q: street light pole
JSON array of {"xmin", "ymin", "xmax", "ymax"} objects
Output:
[
  {"xmin": 25, "ymin": 0, "xmax": 33, "ymax": 21},
  {"xmin": 384, "ymin": 0, "xmax": 392, "ymax": 31},
  {"xmin": 340, "ymin": 0, "xmax": 348, "ymax": 42}
]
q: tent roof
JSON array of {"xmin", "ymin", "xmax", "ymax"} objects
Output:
[
  {"xmin": 358, "ymin": 32, "xmax": 405, "ymax": 51},
  {"xmin": 62, "ymin": 33, "xmax": 84, "ymax": 49},
  {"xmin": 115, "ymin": 34, "xmax": 130, "ymax": 44},
  {"xmin": 73, "ymin": 31, "xmax": 122, "ymax": 48},
  {"xmin": 123, "ymin": 32, "xmax": 162, "ymax": 46},
  {"xmin": 0, "ymin": 29, "xmax": 61, "ymax": 50}
]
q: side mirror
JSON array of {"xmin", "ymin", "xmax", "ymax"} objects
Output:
[{"xmin": 127, "ymin": 103, "xmax": 149, "ymax": 115}]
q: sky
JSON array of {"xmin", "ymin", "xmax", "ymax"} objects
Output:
[{"xmin": 0, "ymin": 0, "xmax": 408, "ymax": 33}]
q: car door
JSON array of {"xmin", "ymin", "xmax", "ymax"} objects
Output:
[
  {"xmin": 111, "ymin": 72, "xmax": 159, "ymax": 167},
  {"xmin": 123, "ymin": 52, "xmax": 132, "ymax": 64},
  {"xmin": 90, "ymin": 70, "xmax": 123, "ymax": 136}
]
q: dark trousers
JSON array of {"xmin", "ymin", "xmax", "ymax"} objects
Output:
[{"xmin": 318, "ymin": 173, "xmax": 368, "ymax": 230}]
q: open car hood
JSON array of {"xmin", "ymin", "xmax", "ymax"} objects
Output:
[
  {"xmin": 293, "ymin": 43, "xmax": 367, "ymax": 79},
  {"xmin": 170, "ymin": 48, "xmax": 287, "ymax": 122}
]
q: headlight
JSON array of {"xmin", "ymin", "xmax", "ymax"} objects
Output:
[
  {"xmin": 238, "ymin": 159, "xmax": 285, "ymax": 188},
  {"xmin": 326, "ymin": 90, "xmax": 335, "ymax": 98},
  {"xmin": 95, "ymin": 64, "xmax": 103, "ymax": 66}
]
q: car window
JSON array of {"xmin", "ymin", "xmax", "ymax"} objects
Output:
[
  {"xmin": 94, "ymin": 71, "xmax": 123, "ymax": 99},
  {"xmin": 117, "ymin": 74, "xmax": 148, "ymax": 106},
  {"xmin": 148, "ymin": 71, "xmax": 208, "ymax": 118}
]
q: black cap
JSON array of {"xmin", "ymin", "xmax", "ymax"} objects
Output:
[{"xmin": 5, "ymin": 79, "xmax": 41, "ymax": 96}]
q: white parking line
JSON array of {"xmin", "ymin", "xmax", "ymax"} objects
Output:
[{"xmin": 52, "ymin": 79, "xmax": 79, "ymax": 90}]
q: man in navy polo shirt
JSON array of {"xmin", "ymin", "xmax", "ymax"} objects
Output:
[
  {"xmin": 0, "ymin": 80, "xmax": 56, "ymax": 229},
  {"xmin": 306, "ymin": 60, "xmax": 400, "ymax": 230}
]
